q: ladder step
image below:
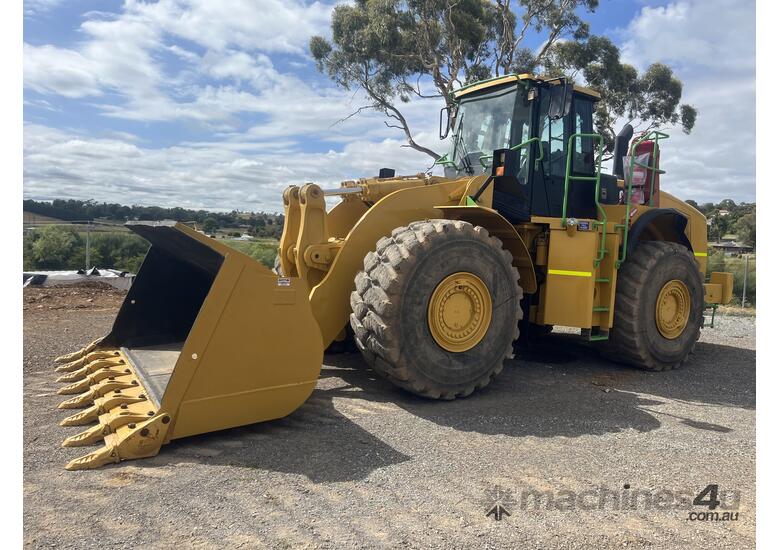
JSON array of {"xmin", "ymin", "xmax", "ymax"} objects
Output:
[
  {"xmin": 588, "ymin": 328, "xmax": 610, "ymax": 342},
  {"xmin": 593, "ymin": 306, "xmax": 610, "ymax": 312},
  {"xmin": 595, "ymin": 278, "xmax": 610, "ymax": 283}
]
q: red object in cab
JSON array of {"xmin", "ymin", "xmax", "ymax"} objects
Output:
[{"xmin": 626, "ymin": 139, "xmax": 661, "ymax": 206}]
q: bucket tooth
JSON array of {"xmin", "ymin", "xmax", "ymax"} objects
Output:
[
  {"xmin": 56, "ymin": 366, "xmax": 131, "ymax": 395},
  {"xmin": 59, "ymin": 387, "xmax": 148, "ymax": 426},
  {"xmin": 60, "ymin": 405, "xmax": 101, "ymax": 427},
  {"xmin": 58, "ymin": 390, "xmax": 99, "ymax": 409},
  {"xmin": 65, "ymin": 446, "xmax": 119, "ymax": 471},
  {"xmin": 59, "ymin": 387, "xmax": 147, "ymax": 422},
  {"xmin": 62, "ymin": 423, "xmax": 108, "ymax": 447},
  {"xmin": 54, "ymin": 338, "xmax": 104, "ymax": 364},
  {"xmin": 64, "ymin": 412, "xmax": 170, "ymax": 471},
  {"xmin": 63, "ymin": 401, "xmax": 155, "ymax": 447},
  {"xmin": 63, "ymin": 407, "xmax": 151, "ymax": 448},
  {"xmin": 57, "ymin": 378, "xmax": 94, "ymax": 395},
  {"xmin": 93, "ymin": 390, "xmax": 147, "ymax": 412},
  {"xmin": 56, "ymin": 370, "xmax": 84, "ymax": 384},
  {"xmin": 54, "ymin": 357, "xmax": 89, "ymax": 374},
  {"xmin": 56, "ymin": 358, "xmax": 125, "ymax": 382},
  {"xmin": 54, "ymin": 351, "xmax": 120, "ymax": 373},
  {"xmin": 57, "ymin": 374, "xmax": 138, "ymax": 409}
]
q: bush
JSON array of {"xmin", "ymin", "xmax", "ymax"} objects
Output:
[
  {"xmin": 726, "ymin": 256, "xmax": 756, "ymax": 307},
  {"xmin": 222, "ymin": 240, "xmax": 278, "ymax": 268},
  {"xmin": 705, "ymin": 249, "xmax": 755, "ymax": 306},
  {"xmin": 706, "ymin": 250, "xmax": 726, "ymax": 276},
  {"xmin": 23, "ymin": 226, "xmax": 149, "ymax": 273},
  {"xmin": 202, "ymin": 217, "xmax": 219, "ymax": 234},
  {"xmin": 89, "ymin": 232, "xmax": 150, "ymax": 272},
  {"xmin": 27, "ymin": 226, "xmax": 84, "ymax": 270}
]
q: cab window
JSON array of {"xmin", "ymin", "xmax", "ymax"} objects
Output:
[
  {"xmin": 572, "ymin": 98, "xmax": 595, "ymax": 174},
  {"xmin": 537, "ymin": 93, "xmax": 567, "ymax": 178}
]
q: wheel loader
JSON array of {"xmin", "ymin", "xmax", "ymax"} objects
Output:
[{"xmin": 51, "ymin": 74, "xmax": 734, "ymax": 470}]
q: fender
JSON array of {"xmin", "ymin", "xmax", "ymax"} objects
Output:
[
  {"xmin": 436, "ymin": 205, "xmax": 538, "ymax": 295},
  {"xmin": 627, "ymin": 208, "xmax": 693, "ymax": 255}
]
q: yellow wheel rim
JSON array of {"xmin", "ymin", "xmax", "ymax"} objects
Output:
[
  {"xmin": 655, "ymin": 279, "xmax": 691, "ymax": 339},
  {"xmin": 427, "ymin": 272, "xmax": 492, "ymax": 352}
]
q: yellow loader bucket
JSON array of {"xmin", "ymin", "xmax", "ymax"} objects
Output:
[{"xmin": 52, "ymin": 222, "xmax": 323, "ymax": 470}]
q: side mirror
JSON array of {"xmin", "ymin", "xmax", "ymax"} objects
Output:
[
  {"xmin": 548, "ymin": 80, "xmax": 573, "ymax": 120},
  {"xmin": 439, "ymin": 105, "xmax": 453, "ymax": 139}
]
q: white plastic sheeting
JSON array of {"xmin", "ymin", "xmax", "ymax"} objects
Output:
[{"xmin": 23, "ymin": 268, "xmax": 134, "ymax": 291}]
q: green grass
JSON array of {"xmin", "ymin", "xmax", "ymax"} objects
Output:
[
  {"xmin": 222, "ymin": 239, "xmax": 278, "ymax": 268},
  {"xmin": 707, "ymin": 251, "xmax": 755, "ymax": 307}
]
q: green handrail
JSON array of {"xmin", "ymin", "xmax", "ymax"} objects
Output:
[
  {"xmin": 616, "ymin": 130, "xmax": 670, "ymax": 268},
  {"xmin": 478, "ymin": 137, "xmax": 544, "ymax": 169},
  {"xmin": 434, "ymin": 152, "xmax": 457, "ymax": 168},
  {"xmin": 560, "ymin": 133, "xmax": 606, "ymax": 267},
  {"xmin": 560, "ymin": 133, "xmax": 604, "ymax": 222}
]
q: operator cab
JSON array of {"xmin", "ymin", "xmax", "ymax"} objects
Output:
[{"xmin": 441, "ymin": 74, "xmax": 620, "ymax": 224}]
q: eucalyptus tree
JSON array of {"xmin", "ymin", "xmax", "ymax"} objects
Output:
[{"xmin": 311, "ymin": 0, "xmax": 696, "ymax": 159}]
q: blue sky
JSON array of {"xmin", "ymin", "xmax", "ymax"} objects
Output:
[{"xmin": 23, "ymin": 0, "xmax": 755, "ymax": 212}]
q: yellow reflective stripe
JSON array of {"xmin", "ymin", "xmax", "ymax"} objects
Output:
[
  {"xmin": 548, "ymin": 269, "xmax": 592, "ymax": 278},
  {"xmin": 694, "ymin": 252, "xmax": 707, "ymax": 257}
]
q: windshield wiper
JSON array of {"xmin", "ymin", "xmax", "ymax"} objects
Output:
[
  {"xmin": 455, "ymin": 130, "xmax": 474, "ymax": 175},
  {"xmin": 449, "ymin": 117, "xmax": 472, "ymax": 175}
]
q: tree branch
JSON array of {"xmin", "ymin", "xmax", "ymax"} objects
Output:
[
  {"xmin": 533, "ymin": 0, "xmax": 574, "ymax": 65},
  {"xmin": 360, "ymin": 65, "xmax": 440, "ymax": 159},
  {"xmin": 329, "ymin": 105, "xmax": 374, "ymax": 128}
]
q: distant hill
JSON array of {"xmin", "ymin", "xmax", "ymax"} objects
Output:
[
  {"xmin": 23, "ymin": 211, "xmax": 67, "ymax": 224},
  {"xmin": 23, "ymin": 199, "xmax": 285, "ymax": 239},
  {"xmin": 685, "ymin": 199, "xmax": 755, "ymax": 248}
]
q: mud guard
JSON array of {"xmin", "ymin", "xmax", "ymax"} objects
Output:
[
  {"xmin": 627, "ymin": 208, "xmax": 693, "ymax": 255},
  {"xmin": 437, "ymin": 205, "xmax": 537, "ymax": 294}
]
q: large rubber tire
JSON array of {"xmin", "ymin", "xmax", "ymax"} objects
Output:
[
  {"xmin": 349, "ymin": 219, "xmax": 522, "ymax": 400},
  {"xmin": 604, "ymin": 241, "xmax": 704, "ymax": 371}
]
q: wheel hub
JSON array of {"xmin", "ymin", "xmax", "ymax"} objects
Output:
[
  {"xmin": 655, "ymin": 279, "xmax": 691, "ymax": 339},
  {"xmin": 427, "ymin": 272, "xmax": 492, "ymax": 352}
]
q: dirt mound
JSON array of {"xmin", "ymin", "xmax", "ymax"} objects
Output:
[{"xmin": 24, "ymin": 283, "xmax": 126, "ymax": 312}]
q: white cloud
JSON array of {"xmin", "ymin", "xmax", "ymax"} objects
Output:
[
  {"xmin": 617, "ymin": 0, "xmax": 755, "ymax": 204},
  {"xmin": 24, "ymin": 0, "xmax": 63, "ymax": 16},
  {"xmin": 23, "ymin": 0, "xmax": 334, "ymax": 124},
  {"xmin": 126, "ymin": 0, "xmax": 332, "ymax": 55},
  {"xmin": 620, "ymin": 1, "xmax": 755, "ymax": 72},
  {"xmin": 24, "ymin": 0, "xmax": 754, "ymax": 213},
  {"xmin": 23, "ymin": 44, "xmax": 102, "ymax": 98},
  {"xmin": 23, "ymin": 124, "xmax": 446, "ymax": 212}
]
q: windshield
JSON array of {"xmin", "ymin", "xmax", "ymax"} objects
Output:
[{"xmin": 449, "ymin": 84, "xmax": 530, "ymax": 176}]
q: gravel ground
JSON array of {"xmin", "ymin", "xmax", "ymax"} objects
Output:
[{"xmin": 23, "ymin": 288, "xmax": 755, "ymax": 549}]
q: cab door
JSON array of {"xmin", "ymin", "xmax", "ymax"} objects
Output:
[
  {"xmin": 529, "ymin": 91, "xmax": 597, "ymax": 219},
  {"xmin": 566, "ymin": 96, "xmax": 598, "ymax": 219},
  {"xmin": 530, "ymin": 89, "xmax": 568, "ymax": 218}
]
